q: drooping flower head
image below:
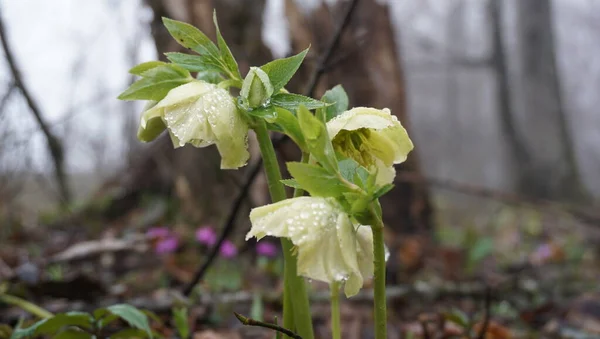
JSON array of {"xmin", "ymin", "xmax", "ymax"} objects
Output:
[
  {"xmin": 138, "ymin": 80, "xmax": 250, "ymax": 169},
  {"xmin": 195, "ymin": 226, "xmax": 217, "ymax": 246},
  {"xmin": 327, "ymin": 107, "xmax": 414, "ymax": 185},
  {"xmin": 246, "ymin": 197, "xmax": 374, "ymax": 297}
]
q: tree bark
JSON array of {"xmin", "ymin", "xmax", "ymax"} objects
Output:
[{"xmin": 512, "ymin": 0, "xmax": 586, "ymax": 201}]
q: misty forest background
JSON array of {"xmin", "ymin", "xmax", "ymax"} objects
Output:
[{"xmin": 0, "ymin": 0, "xmax": 600, "ymax": 338}]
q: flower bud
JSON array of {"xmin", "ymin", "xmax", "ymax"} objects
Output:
[{"xmin": 241, "ymin": 67, "xmax": 273, "ymax": 108}]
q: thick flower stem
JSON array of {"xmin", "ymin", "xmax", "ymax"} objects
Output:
[
  {"xmin": 370, "ymin": 206, "xmax": 387, "ymax": 339},
  {"xmin": 330, "ymin": 282, "xmax": 341, "ymax": 339},
  {"xmin": 254, "ymin": 120, "xmax": 314, "ymax": 339}
]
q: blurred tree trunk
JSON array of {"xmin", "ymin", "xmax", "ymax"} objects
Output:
[
  {"xmin": 511, "ymin": 0, "xmax": 587, "ymax": 201},
  {"xmin": 285, "ymin": 0, "xmax": 432, "ymax": 278}
]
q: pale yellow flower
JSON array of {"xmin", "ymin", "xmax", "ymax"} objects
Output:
[
  {"xmin": 246, "ymin": 197, "xmax": 373, "ymax": 297},
  {"xmin": 139, "ymin": 81, "xmax": 249, "ymax": 169},
  {"xmin": 327, "ymin": 107, "xmax": 414, "ymax": 185}
]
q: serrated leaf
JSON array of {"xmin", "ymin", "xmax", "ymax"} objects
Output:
[
  {"xmin": 106, "ymin": 304, "xmax": 153, "ymax": 339},
  {"xmin": 196, "ymin": 71, "xmax": 223, "ymax": 84},
  {"xmin": 271, "ymin": 93, "xmax": 329, "ymax": 111},
  {"xmin": 321, "ymin": 85, "xmax": 349, "ymax": 121},
  {"xmin": 165, "ymin": 52, "xmax": 223, "ymax": 73},
  {"xmin": 162, "ymin": 18, "xmax": 219, "ymax": 58},
  {"xmin": 286, "ymin": 162, "xmax": 349, "ymax": 198},
  {"xmin": 272, "ymin": 107, "xmax": 306, "ymax": 150},
  {"xmin": 129, "ymin": 61, "xmax": 167, "ymax": 76},
  {"xmin": 280, "ymin": 179, "xmax": 301, "ymax": 189},
  {"xmin": 213, "ymin": 11, "xmax": 241, "ymax": 80},
  {"xmin": 297, "ymin": 105, "xmax": 338, "ymax": 173},
  {"xmin": 118, "ymin": 65, "xmax": 191, "ymax": 101},
  {"xmin": 373, "ymin": 183, "xmax": 394, "ymax": 199},
  {"xmin": 260, "ymin": 48, "xmax": 309, "ymax": 93}
]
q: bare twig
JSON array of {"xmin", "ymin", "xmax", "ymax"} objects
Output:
[
  {"xmin": 304, "ymin": 0, "xmax": 360, "ymax": 97},
  {"xmin": 182, "ymin": 161, "xmax": 263, "ymax": 296},
  {"xmin": 0, "ymin": 82, "xmax": 16, "ymax": 116},
  {"xmin": 182, "ymin": 0, "xmax": 361, "ymax": 296},
  {"xmin": 0, "ymin": 13, "xmax": 71, "ymax": 203},
  {"xmin": 234, "ymin": 312, "xmax": 303, "ymax": 339}
]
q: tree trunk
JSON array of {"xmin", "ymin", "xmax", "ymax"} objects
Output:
[{"xmin": 511, "ymin": 0, "xmax": 586, "ymax": 201}]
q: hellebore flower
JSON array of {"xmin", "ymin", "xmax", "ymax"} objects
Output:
[
  {"xmin": 138, "ymin": 80, "xmax": 250, "ymax": 169},
  {"xmin": 195, "ymin": 226, "xmax": 217, "ymax": 246},
  {"xmin": 246, "ymin": 197, "xmax": 374, "ymax": 297},
  {"xmin": 256, "ymin": 242, "xmax": 278, "ymax": 258},
  {"xmin": 219, "ymin": 240, "xmax": 238, "ymax": 259},
  {"xmin": 327, "ymin": 107, "xmax": 414, "ymax": 185}
]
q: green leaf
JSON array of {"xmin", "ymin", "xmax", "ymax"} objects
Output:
[
  {"xmin": 246, "ymin": 105, "xmax": 278, "ymax": 122},
  {"xmin": 321, "ymin": 85, "xmax": 349, "ymax": 121},
  {"xmin": 372, "ymin": 183, "xmax": 394, "ymax": 199},
  {"xmin": 271, "ymin": 93, "xmax": 329, "ymax": 111},
  {"xmin": 165, "ymin": 52, "xmax": 223, "ymax": 73},
  {"xmin": 338, "ymin": 158, "xmax": 360, "ymax": 183},
  {"xmin": 280, "ymin": 179, "xmax": 301, "ymax": 189},
  {"xmin": 11, "ymin": 313, "xmax": 94, "ymax": 339},
  {"xmin": 286, "ymin": 162, "xmax": 349, "ymax": 198},
  {"xmin": 53, "ymin": 329, "xmax": 93, "ymax": 339},
  {"xmin": 172, "ymin": 307, "xmax": 190, "ymax": 339},
  {"xmin": 129, "ymin": 61, "xmax": 167, "ymax": 76},
  {"xmin": 272, "ymin": 107, "xmax": 306, "ymax": 150},
  {"xmin": 162, "ymin": 18, "xmax": 220, "ymax": 58},
  {"xmin": 110, "ymin": 328, "xmax": 151, "ymax": 339},
  {"xmin": 443, "ymin": 308, "xmax": 470, "ymax": 328},
  {"xmin": 196, "ymin": 71, "xmax": 223, "ymax": 84},
  {"xmin": 106, "ymin": 304, "xmax": 153, "ymax": 339},
  {"xmin": 260, "ymin": 48, "xmax": 309, "ymax": 93},
  {"xmin": 118, "ymin": 65, "xmax": 191, "ymax": 101},
  {"xmin": 213, "ymin": 11, "xmax": 241, "ymax": 80},
  {"xmin": 297, "ymin": 105, "xmax": 338, "ymax": 173},
  {"xmin": 467, "ymin": 237, "xmax": 494, "ymax": 272}
]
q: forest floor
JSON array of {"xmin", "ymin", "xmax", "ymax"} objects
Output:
[{"xmin": 1, "ymin": 186, "xmax": 600, "ymax": 339}]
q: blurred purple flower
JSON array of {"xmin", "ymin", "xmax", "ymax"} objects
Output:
[
  {"xmin": 219, "ymin": 240, "xmax": 238, "ymax": 259},
  {"xmin": 256, "ymin": 242, "xmax": 277, "ymax": 258},
  {"xmin": 156, "ymin": 236, "xmax": 179, "ymax": 254},
  {"xmin": 146, "ymin": 227, "xmax": 179, "ymax": 254},
  {"xmin": 195, "ymin": 226, "xmax": 217, "ymax": 246},
  {"xmin": 146, "ymin": 227, "xmax": 170, "ymax": 238}
]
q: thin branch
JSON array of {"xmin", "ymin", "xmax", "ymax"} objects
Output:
[
  {"xmin": 0, "ymin": 13, "xmax": 71, "ymax": 203},
  {"xmin": 182, "ymin": 0, "xmax": 361, "ymax": 296},
  {"xmin": 0, "ymin": 82, "xmax": 16, "ymax": 117},
  {"xmin": 304, "ymin": 0, "xmax": 360, "ymax": 97},
  {"xmin": 234, "ymin": 312, "xmax": 303, "ymax": 339}
]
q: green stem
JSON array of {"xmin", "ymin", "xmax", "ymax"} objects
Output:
[
  {"xmin": 370, "ymin": 205, "xmax": 387, "ymax": 339},
  {"xmin": 0, "ymin": 294, "xmax": 53, "ymax": 319},
  {"xmin": 254, "ymin": 121, "xmax": 314, "ymax": 339},
  {"xmin": 330, "ymin": 282, "xmax": 341, "ymax": 339}
]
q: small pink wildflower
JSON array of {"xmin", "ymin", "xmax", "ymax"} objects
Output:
[
  {"xmin": 147, "ymin": 227, "xmax": 179, "ymax": 254},
  {"xmin": 256, "ymin": 242, "xmax": 277, "ymax": 258},
  {"xmin": 219, "ymin": 240, "xmax": 238, "ymax": 259},
  {"xmin": 195, "ymin": 226, "xmax": 217, "ymax": 246}
]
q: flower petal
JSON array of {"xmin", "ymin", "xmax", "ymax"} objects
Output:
[{"xmin": 327, "ymin": 107, "xmax": 396, "ymax": 138}]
